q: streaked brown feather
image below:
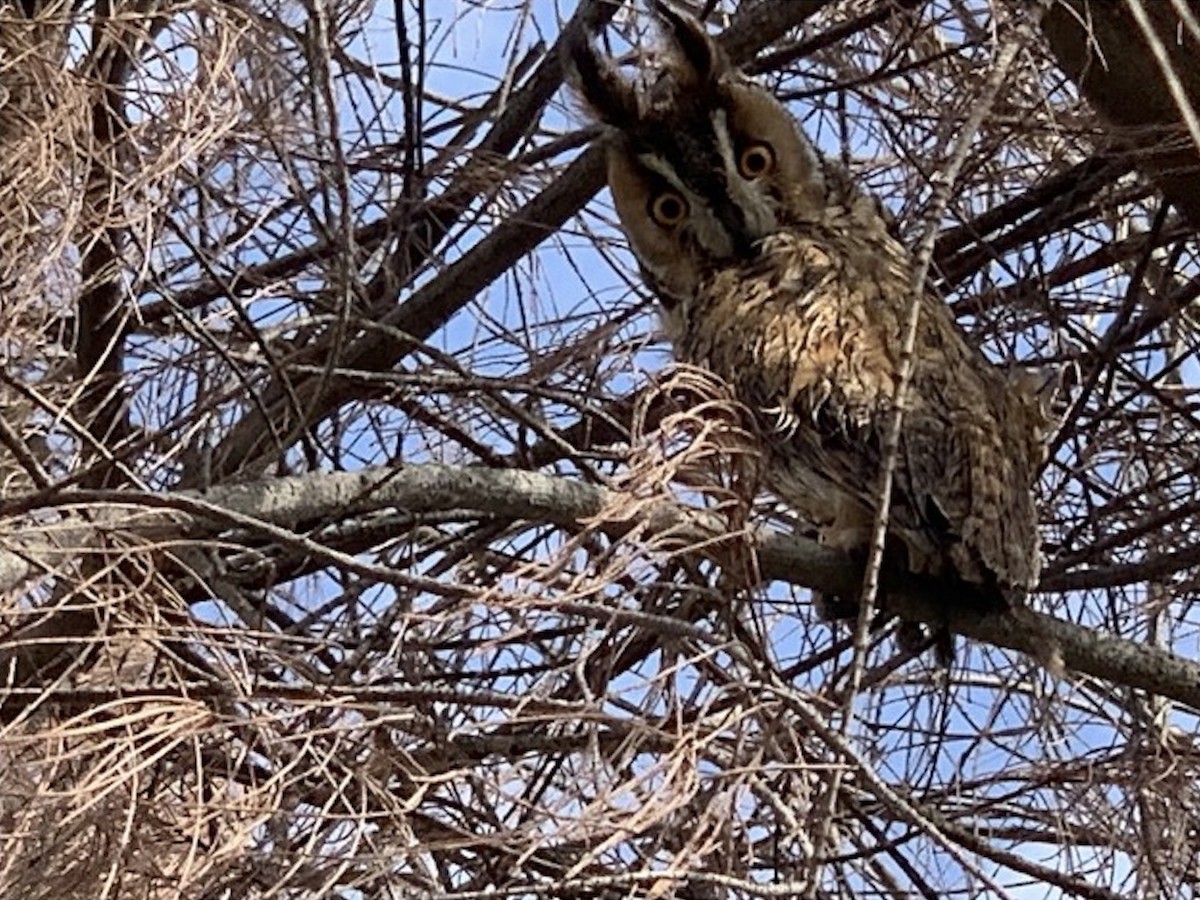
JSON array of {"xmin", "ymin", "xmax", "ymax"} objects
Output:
[
  {"xmin": 672, "ymin": 213, "xmax": 1041, "ymax": 594},
  {"xmin": 569, "ymin": 5, "xmax": 1044, "ymax": 618}
]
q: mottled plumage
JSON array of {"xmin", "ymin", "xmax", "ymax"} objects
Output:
[{"xmin": 569, "ymin": 4, "xmax": 1045, "ymax": 609}]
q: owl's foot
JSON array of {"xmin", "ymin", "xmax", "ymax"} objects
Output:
[
  {"xmin": 811, "ymin": 588, "xmax": 859, "ymax": 622},
  {"xmin": 812, "ymin": 588, "xmax": 897, "ymax": 650},
  {"xmin": 895, "ymin": 621, "xmax": 955, "ymax": 666},
  {"xmin": 814, "ymin": 585, "xmax": 957, "ymax": 666}
]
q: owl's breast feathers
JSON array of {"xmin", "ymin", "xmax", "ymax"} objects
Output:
[{"xmin": 667, "ymin": 210, "xmax": 1042, "ymax": 597}]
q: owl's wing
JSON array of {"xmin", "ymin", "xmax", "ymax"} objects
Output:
[{"xmin": 680, "ymin": 217, "xmax": 1041, "ymax": 593}]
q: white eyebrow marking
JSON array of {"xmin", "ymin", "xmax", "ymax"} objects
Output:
[
  {"xmin": 637, "ymin": 152, "xmax": 688, "ymax": 192},
  {"xmin": 711, "ymin": 108, "xmax": 738, "ymax": 173},
  {"xmin": 710, "ymin": 108, "xmax": 778, "ymax": 239}
]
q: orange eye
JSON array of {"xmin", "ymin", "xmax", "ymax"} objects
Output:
[
  {"xmin": 649, "ymin": 190, "xmax": 688, "ymax": 227},
  {"xmin": 738, "ymin": 143, "xmax": 775, "ymax": 179}
]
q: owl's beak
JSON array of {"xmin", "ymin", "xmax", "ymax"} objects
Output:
[
  {"xmin": 718, "ymin": 198, "xmax": 770, "ymax": 260},
  {"xmin": 724, "ymin": 218, "xmax": 759, "ymax": 259},
  {"xmin": 703, "ymin": 185, "xmax": 762, "ymax": 260}
]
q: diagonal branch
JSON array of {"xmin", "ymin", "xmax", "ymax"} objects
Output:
[{"xmin": 196, "ymin": 0, "xmax": 857, "ymax": 487}]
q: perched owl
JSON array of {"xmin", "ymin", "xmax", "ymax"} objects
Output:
[{"xmin": 568, "ymin": 4, "xmax": 1048, "ymax": 624}]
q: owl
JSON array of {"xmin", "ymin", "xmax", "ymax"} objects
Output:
[{"xmin": 568, "ymin": 4, "xmax": 1049, "ymax": 629}]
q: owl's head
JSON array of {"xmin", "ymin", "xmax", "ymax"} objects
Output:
[{"xmin": 568, "ymin": 2, "xmax": 827, "ymax": 305}]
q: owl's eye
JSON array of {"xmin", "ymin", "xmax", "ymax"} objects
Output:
[
  {"xmin": 649, "ymin": 190, "xmax": 689, "ymax": 227},
  {"xmin": 738, "ymin": 143, "xmax": 776, "ymax": 179}
]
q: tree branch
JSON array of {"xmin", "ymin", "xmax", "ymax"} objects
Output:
[
  {"xmin": 1042, "ymin": 0, "xmax": 1200, "ymax": 230},
  {"xmin": 5, "ymin": 463, "xmax": 1200, "ymax": 713}
]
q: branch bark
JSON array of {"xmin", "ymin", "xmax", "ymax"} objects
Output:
[
  {"xmin": 1042, "ymin": 0, "xmax": 1200, "ymax": 230},
  {"xmin": 5, "ymin": 463, "xmax": 1200, "ymax": 714}
]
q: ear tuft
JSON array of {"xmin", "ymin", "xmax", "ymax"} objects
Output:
[
  {"xmin": 563, "ymin": 23, "xmax": 640, "ymax": 129},
  {"xmin": 651, "ymin": 0, "xmax": 726, "ymax": 89}
]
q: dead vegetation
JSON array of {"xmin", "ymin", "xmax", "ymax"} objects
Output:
[{"xmin": 2, "ymin": 1, "xmax": 1200, "ymax": 897}]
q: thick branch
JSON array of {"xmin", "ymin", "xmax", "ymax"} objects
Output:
[
  {"xmin": 1042, "ymin": 1, "xmax": 1200, "ymax": 230},
  {"xmin": 5, "ymin": 463, "xmax": 1200, "ymax": 713},
  {"xmin": 76, "ymin": 15, "xmax": 139, "ymax": 485},
  {"xmin": 199, "ymin": 147, "xmax": 608, "ymax": 485}
]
